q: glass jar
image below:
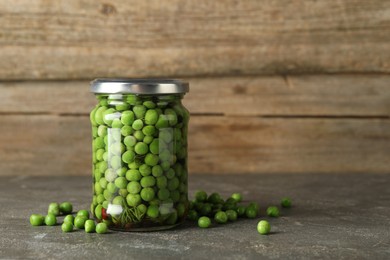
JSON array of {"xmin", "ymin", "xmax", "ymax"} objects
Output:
[{"xmin": 89, "ymin": 79, "xmax": 190, "ymax": 231}]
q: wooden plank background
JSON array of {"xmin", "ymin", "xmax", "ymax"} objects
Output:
[{"xmin": 0, "ymin": 0, "xmax": 389, "ymax": 175}]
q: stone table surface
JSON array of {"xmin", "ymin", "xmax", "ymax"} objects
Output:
[{"xmin": 0, "ymin": 174, "xmax": 389, "ymax": 259}]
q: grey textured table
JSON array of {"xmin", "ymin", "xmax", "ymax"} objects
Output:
[{"xmin": 0, "ymin": 174, "xmax": 389, "ymax": 259}]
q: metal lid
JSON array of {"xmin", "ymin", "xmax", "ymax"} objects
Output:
[{"xmin": 90, "ymin": 78, "xmax": 189, "ymax": 94}]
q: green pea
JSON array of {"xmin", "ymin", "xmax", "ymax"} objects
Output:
[
  {"xmin": 124, "ymin": 136, "xmax": 137, "ymax": 147},
  {"xmin": 126, "ymin": 169, "xmax": 142, "ymax": 181},
  {"xmin": 149, "ymin": 139, "xmax": 159, "ymax": 155},
  {"xmin": 145, "ymin": 109, "xmax": 159, "ymax": 125},
  {"xmin": 29, "ymin": 214, "xmax": 45, "ymax": 226},
  {"xmin": 160, "ymin": 161, "xmax": 170, "ymax": 171},
  {"xmin": 64, "ymin": 214, "xmax": 75, "ymax": 224},
  {"xmin": 140, "ymin": 176, "xmax": 156, "ymax": 188},
  {"xmin": 214, "ymin": 211, "xmax": 228, "ymax": 224},
  {"xmin": 165, "ymin": 168, "xmax": 175, "ymax": 179},
  {"xmin": 155, "ymin": 115, "xmax": 169, "ymax": 129},
  {"xmin": 127, "ymin": 193, "xmax": 141, "ymax": 207},
  {"xmin": 77, "ymin": 210, "xmax": 90, "ymax": 219},
  {"xmin": 226, "ymin": 209, "xmax": 238, "ymax": 221},
  {"xmin": 133, "ymin": 130, "xmax": 145, "ymax": 141},
  {"xmin": 143, "ymin": 135, "xmax": 154, "ymax": 144},
  {"xmin": 119, "ymin": 188, "xmax": 129, "ymax": 198},
  {"xmin": 90, "ymin": 106, "xmax": 98, "ymax": 126},
  {"xmin": 103, "ymin": 189, "xmax": 114, "ymax": 200},
  {"xmin": 198, "ymin": 216, "xmax": 211, "ymax": 228},
  {"xmin": 96, "ymin": 149, "xmax": 105, "ymax": 161},
  {"xmin": 97, "ymin": 194, "xmax": 105, "ymax": 204},
  {"xmin": 110, "ymin": 143, "xmax": 124, "ymax": 156},
  {"xmin": 170, "ymin": 190, "xmax": 180, "ymax": 203},
  {"xmin": 116, "ymin": 167, "xmax": 127, "ymax": 177},
  {"xmin": 127, "ymin": 181, "xmax": 141, "ymax": 194},
  {"xmin": 200, "ymin": 203, "xmax": 212, "ymax": 216},
  {"xmin": 281, "ymin": 197, "xmax": 292, "ymax": 208},
  {"xmin": 245, "ymin": 207, "xmax": 258, "ymax": 219},
  {"xmin": 139, "ymin": 164, "xmax": 152, "ymax": 176},
  {"xmin": 236, "ymin": 205, "xmax": 246, "ymax": 217},
  {"xmin": 121, "ymin": 125, "xmax": 133, "ymax": 136},
  {"xmin": 113, "ymin": 196, "xmax": 125, "ymax": 206},
  {"xmin": 145, "ymin": 153, "xmax": 159, "ymax": 166},
  {"xmin": 116, "ymin": 102, "xmax": 130, "ymax": 111},
  {"xmin": 140, "ymin": 187, "xmax": 155, "ymax": 201},
  {"xmin": 167, "ymin": 177, "xmax": 179, "ymax": 191},
  {"xmin": 166, "ymin": 210, "xmax": 178, "ymax": 225},
  {"xmin": 48, "ymin": 202, "xmax": 60, "ymax": 216},
  {"xmin": 230, "ymin": 193, "xmax": 243, "ymax": 203},
  {"xmin": 188, "ymin": 210, "xmax": 199, "ymax": 221},
  {"xmin": 98, "ymin": 161, "xmax": 108, "ymax": 174},
  {"xmin": 97, "ymin": 125, "xmax": 107, "ymax": 137},
  {"xmin": 121, "ymin": 111, "xmax": 135, "ymax": 126},
  {"xmin": 115, "ymin": 177, "xmax": 128, "ymax": 189},
  {"xmin": 137, "ymin": 204, "xmax": 147, "ymax": 214},
  {"xmin": 74, "ymin": 216, "xmax": 88, "ymax": 229},
  {"xmin": 159, "ymin": 129, "xmax": 173, "ymax": 143},
  {"xmin": 128, "ymin": 159, "xmax": 142, "ymax": 169},
  {"xmin": 146, "ymin": 205, "xmax": 159, "ymax": 218},
  {"xmin": 96, "ymin": 223, "xmax": 108, "ymax": 234},
  {"xmin": 133, "ymin": 105, "xmax": 146, "ymax": 119},
  {"xmin": 105, "ymin": 168, "xmax": 117, "ymax": 182},
  {"xmin": 266, "ymin": 206, "xmax": 280, "ymax": 217},
  {"xmin": 94, "ymin": 182, "xmax": 103, "ymax": 195},
  {"xmin": 143, "ymin": 101, "xmax": 156, "ymax": 109},
  {"xmin": 61, "ymin": 222, "xmax": 73, "ymax": 232},
  {"xmin": 195, "ymin": 190, "xmax": 208, "ymax": 202},
  {"xmin": 84, "ymin": 219, "xmax": 96, "ymax": 233},
  {"xmin": 257, "ymin": 220, "xmax": 271, "ymax": 235},
  {"xmin": 102, "ymin": 108, "xmax": 116, "ymax": 126},
  {"xmin": 44, "ymin": 213, "xmax": 57, "ymax": 226}
]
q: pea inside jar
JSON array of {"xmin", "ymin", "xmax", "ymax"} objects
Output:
[{"xmin": 90, "ymin": 79, "xmax": 190, "ymax": 231}]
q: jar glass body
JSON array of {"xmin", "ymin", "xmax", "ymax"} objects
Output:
[{"xmin": 90, "ymin": 93, "xmax": 189, "ymax": 231}]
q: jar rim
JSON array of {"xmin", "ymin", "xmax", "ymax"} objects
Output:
[{"xmin": 90, "ymin": 78, "xmax": 189, "ymax": 95}]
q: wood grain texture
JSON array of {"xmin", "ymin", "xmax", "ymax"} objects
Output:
[
  {"xmin": 1, "ymin": 75, "xmax": 390, "ymax": 116},
  {"xmin": 0, "ymin": 0, "xmax": 389, "ymax": 79},
  {"xmin": 0, "ymin": 115, "xmax": 389, "ymax": 175}
]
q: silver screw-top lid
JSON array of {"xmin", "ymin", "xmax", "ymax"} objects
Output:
[{"xmin": 90, "ymin": 78, "xmax": 189, "ymax": 94}]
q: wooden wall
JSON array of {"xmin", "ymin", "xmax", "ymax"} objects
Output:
[{"xmin": 0, "ymin": 1, "xmax": 389, "ymax": 175}]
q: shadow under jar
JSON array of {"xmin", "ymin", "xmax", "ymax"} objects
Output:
[{"xmin": 89, "ymin": 79, "xmax": 190, "ymax": 231}]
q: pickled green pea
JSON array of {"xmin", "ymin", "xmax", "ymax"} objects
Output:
[
  {"xmin": 149, "ymin": 139, "xmax": 159, "ymax": 155},
  {"xmin": 167, "ymin": 177, "xmax": 179, "ymax": 191},
  {"xmin": 155, "ymin": 115, "xmax": 169, "ymax": 129},
  {"xmin": 94, "ymin": 106, "xmax": 107, "ymax": 125},
  {"xmin": 102, "ymin": 108, "xmax": 116, "ymax": 126},
  {"xmin": 61, "ymin": 222, "xmax": 73, "ymax": 232},
  {"xmin": 143, "ymin": 135, "xmax": 154, "ymax": 144},
  {"xmin": 122, "ymin": 150, "xmax": 135, "ymax": 164},
  {"xmin": 145, "ymin": 153, "xmax": 159, "ymax": 166},
  {"xmin": 110, "ymin": 155, "xmax": 122, "ymax": 169},
  {"xmin": 133, "ymin": 105, "xmax": 146, "ymax": 119},
  {"xmin": 170, "ymin": 190, "xmax": 180, "ymax": 203},
  {"xmin": 198, "ymin": 216, "xmax": 211, "ymax": 228},
  {"xmin": 146, "ymin": 205, "xmax": 159, "ymax": 218},
  {"xmin": 133, "ymin": 130, "xmax": 145, "ymax": 141},
  {"xmin": 112, "ymin": 118, "xmax": 124, "ymax": 128},
  {"xmin": 121, "ymin": 125, "xmax": 133, "ymax": 136},
  {"xmin": 113, "ymin": 196, "xmax": 125, "ymax": 206},
  {"xmin": 140, "ymin": 187, "xmax": 155, "ymax": 201},
  {"xmin": 139, "ymin": 164, "xmax": 152, "ymax": 176},
  {"xmin": 135, "ymin": 142, "xmax": 148, "ymax": 155},
  {"xmin": 94, "ymin": 137, "xmax": 105, "ymax": 150},
  {"xmin": 116, "ymin": 102, "xmax": 130, "ymax": 111},
  {"xmin": 96, "ymin": 223, "xmax": 108, "ymax": 234},
  {"xmin": 127, "ymin": 181, "xmax": 142, "ymax": 194},
  {"xmin": 121, "ymin": 111, "xmax": 135, "ymax": 126},
  {"xmin": 30, "ymin": 214, "xmax": 45, "ymax": 226},
  {"xmin": 124, "ymin": 136, "xmax": 137, "ymax": 147},
  {"xmin": 126, "ymin": 193, "xmax": 142, "ymax": 207},
  {"xmin": 126, "ymin": 169, "xmax": 142, "ymax": 181},
  {"xmin": 165, "ymin": 168, "xmax": 175, "ymax": 179},
  {"xmin": 59, "ymin": 202, "xmax": 73, "ymax": 215},
  {"xmin": 96, "ymin": 149, "xmax": 105, "ymax": 161},
  {"xmin": 48, "ymin": 202, "xmax": 60, "ymax": 216},
  {"xmin": 156, "ymin": 176, "xmax": 167, "ymax": 188},
  {"xmin": 115, "ymin": 177, "xmax": 128, "ymax": 189},
  {"xmin": 161, "ymin": 161, "xmax": 171, "ymax": 171},
  {"xmin": 110, "ymin": 143, "xmax": 125, "ymax": 155},
  {"xmin": 98, "ymin": 161, "xmax": 108, "ymax": 173},
  {"xmin": 97, "ymin": 194, "xmax": 105, "ymax": 204},
  {"xmin": 137, "ymin": 204, "xmax": 147, "ymax": 214},
  {"xmin": 158, "ymin": 188, "xmax": 170, "ymax": 200},
  {"xmin": 266, "ymin": 206, "xmax": 280, "ymax": 217},
  {"xmin": 145, "ymin": 109, "xmax": 159, "ymax": 125},
  {"xmin": 143, "ymin": 101, "xmax": 156, "ymax": 109},
  {"xmin": 74, "ymin": 216, "xmax": 88, "ymax": 229},
  {"xmin": 94, "ymin": 205, "xmax": 103, "ymax": 220},
  {"xmin": 165, "ymin": 108, "xmax": 178, "ymax": 126},
  {"xmin": 140, "ymin": 176, "xmax": 156, "ymax": 188},
  {"xmin": 105, "ymin": 169, "xmax": 117, "ymax": 182},
  {"xmin": 166, "ymin": 210, "xmax": 178, "ymax": 225},
  {"xmin": 152, "ymin": 165, "xmax": 163, "ymax": 177},
  {"xmin": 281, "ymin": 197, "xmax": 292, "ymax": 208},
  {"xmin": 142, "ymin": 125, "xmax": 156, "ymax": 136},
  {"xmin": 214, "ymin": 211, "xmax": 228, "ymax": 224},
  {"xmin": 117, "ymin": 167, "xmax": 127, "ymax": 177},
  {"xmin": 132, "ymin": 119, "xmax": 144, "ymax": 131},
  {"xmin": 85, "ymin": 219, "xmax": 96, "ymax": 233},
  {"xmin": 97, "ymin": 125, "xmax": 107, "ymax": 137},
  {"xmin": 128, "ymin": 159, "xmax": 142, "ymax": 169},
  {"xmin": 159, "ymin": 129, "xmax": 173, "ymax": 143},
  {"xmin": 257, "ymin": 220, "xmax": 271, "ymax": 235},
  {"xmin": 90, "ymin": 106, "xmax": 98, "ymax": 126},
  {"xmin": 107, "ymin": 182, "xmax": 118, "ymax": 195}
]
